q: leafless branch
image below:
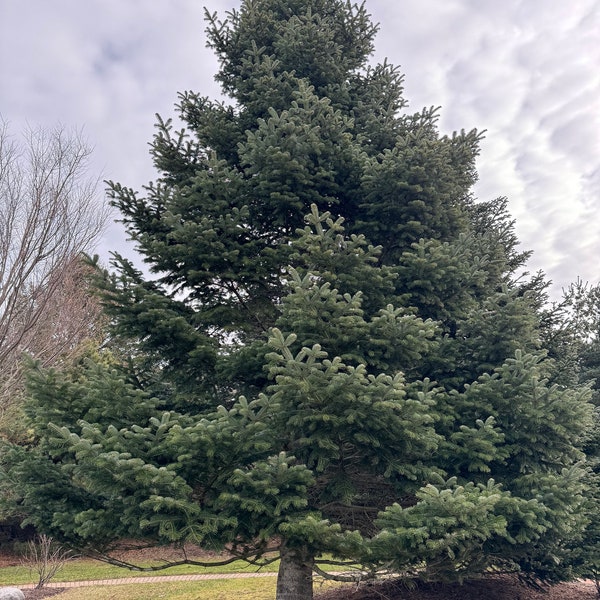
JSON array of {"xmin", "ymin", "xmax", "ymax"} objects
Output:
[
  {"xmin": 0, "ymin": 120, "xmax": 110, "ymax": 432},
  {"xmin": 22, "ymin": 534, "xmax": 73, "ymax": 588}
]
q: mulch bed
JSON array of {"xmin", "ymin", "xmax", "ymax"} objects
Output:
[
  {"xmin": 22, "ymin": 590, "xmax": 65, "ymax": 599},
  {"xmin": 315, "ymin": 574, "xmax": 598, "ymax": 600}
]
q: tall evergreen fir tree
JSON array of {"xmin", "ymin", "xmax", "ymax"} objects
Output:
[
  {"xmin": 0, "ymin": 2, "xmax": 593, "ymax": 599},
  {"xmin": 546, "ymin": 282, "xmax": 600, "ymax": 589}
]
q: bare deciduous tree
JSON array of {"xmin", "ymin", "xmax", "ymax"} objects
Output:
[
  {"xmin": 22, "ymin": 533, "xmax": 73, "ymax": 588},
  {"xmin": 0, "ymin": 120, "xmax": 110, "ymax": 435}
]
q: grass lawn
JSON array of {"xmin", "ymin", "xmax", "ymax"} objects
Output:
[
  {"xmin": 0, "ymin": 557, "xmax": 279, "ymax": 586},
  {"xmin": 44, "ymin": 578, "xmax": 279, "ymax": 600},
  {"xmin": 44, "ymin": 578, "xmax": 340, "ymax": 600},
  {"xmin": 0, "ymin": 549, "xmax": 345, "ymax": 598},
  {"xmin": 41, "ymin": 577, "xmax": 337, "ymax": 600}
]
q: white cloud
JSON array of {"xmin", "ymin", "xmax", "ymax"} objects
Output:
[
  {"xmin": 370, "ymin": 0, "xmax": 600, "ymax": 294},
  {"xmin": 0, "ymin": 0, "xmax": 598, "ymax": 297}
]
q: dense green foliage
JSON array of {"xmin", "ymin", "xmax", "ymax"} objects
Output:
[{"xmin": 0, "ymin": 2, "xmax": 594, "ymax": 598}]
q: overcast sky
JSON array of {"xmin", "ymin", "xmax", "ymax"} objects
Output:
[{"xmin": 1, "ymin": 0, "xmax": 598, "ymax": 299}]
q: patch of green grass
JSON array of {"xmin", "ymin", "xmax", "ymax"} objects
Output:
[
  {"xmin": 0, "ymin": 557, "xmax": 279, "ymax": 586},
  {"xmin": 0, "ymin": 552, "xmax": 347, "ymax": 586},
  {"xmin": 27, "ymin": 578, "xmax": 340, "ymax": 600},
  {"xmin": 47, "ymin": 578, "xmax": 278, "ymax": 600}
]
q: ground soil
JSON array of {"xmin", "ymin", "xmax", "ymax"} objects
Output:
[
  {"xmin": 315, "ymin": 575, "xmax": 598, "ymax": 600},
  {"xmin": 22, "ymin": 590, "xmax": 65, "ymax": 599}
]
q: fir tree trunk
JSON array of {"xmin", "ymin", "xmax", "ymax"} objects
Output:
[{"xmin": 276, "ymin": 543, "xmax": 314, "ymax": 600}]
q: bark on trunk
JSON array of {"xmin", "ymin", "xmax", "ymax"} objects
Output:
[{"xmin": 276, "ymin": 543, "xmax": 314, "ymax": 600}]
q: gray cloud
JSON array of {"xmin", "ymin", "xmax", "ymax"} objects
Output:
[
  {"xmin": 371, "ymin": 0, "xmax": 600, "ymax": 295},
  {"xmin": 0, "ymin": 0, "xmax": 598, "ymax": 298}
]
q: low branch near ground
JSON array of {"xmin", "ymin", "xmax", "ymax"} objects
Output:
[{"xmin": 84, "ymin": 543, "xmax": 282, "ymax": 573}]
